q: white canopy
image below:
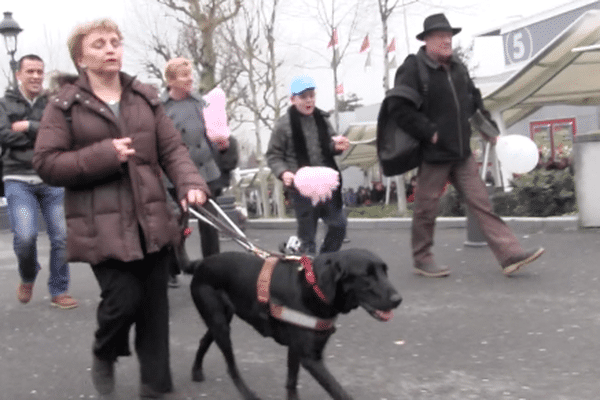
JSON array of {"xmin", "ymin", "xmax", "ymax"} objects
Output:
[
  {"xmin": 484, "ymin": 10, "xmax": 600, "ymax": 127},
  {"xmin": 337, "ymin": 122, "xmax": 377, "ymax": 170}
]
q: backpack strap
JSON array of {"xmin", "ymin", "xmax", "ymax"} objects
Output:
[
  {"xmin": 385, "ymin": 55, "xmax": 429, "ymax": 110},
  {"xmin": 415, "ymin": 56, "xmax": 429, "ymax": 111}
]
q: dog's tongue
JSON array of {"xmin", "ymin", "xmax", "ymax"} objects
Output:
[{"xmin": 375, "ymin": 310, "xmax": 394, "ymax": 321}]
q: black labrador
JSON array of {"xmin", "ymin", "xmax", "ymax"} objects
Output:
[{"xmin": 189, "ymin": 248, "xmax": 402, "ymax": 400}]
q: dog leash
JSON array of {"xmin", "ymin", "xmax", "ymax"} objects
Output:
[
  {"xmin": 189, "ymin": 200, "xmax": 333, "ymax": 327},
  {"xmin": 187, "ymin": 199, "xmax": 278, "ymax": 259}
]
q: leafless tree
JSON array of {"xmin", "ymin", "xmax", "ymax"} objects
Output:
[
  {"xmin": 376, "ymin": 0, "xmax": 420, "ymax": 214},
  {"xmin": 154, "ymin": 0, "xmax": 242, "ymax": 92},
  {"xmin": 300, "ymin": 0, "xmax": 367, "ymax": 133},
  {"xmin": 222, "ymin": 0, "xmax": 286, "ymax": 217},
  {"xmin": 377, "ymin": 0, "xmax": 404, "ymax": 91},
  {"xmin": 125, "ymin": 1, "xmax": 189, "ymax": 87}
]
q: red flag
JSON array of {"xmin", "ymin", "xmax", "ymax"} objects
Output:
[
  {"xmin": 387, "ymin": 37, "xmax": 396, "ymax": 53},
  {"xmin": 336, "ymin": 83, "xmax": 344, "ymax": 95},
  {"xmin": 327, "ymin": 28, "xmax": 339, "ymax": 48},
  {"xmin": 359, "ymin": 34, "xmax": 370, "ymax": 53}
]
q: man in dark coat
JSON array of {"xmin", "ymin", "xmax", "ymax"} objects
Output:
[
  {"xmin": 0, "ymin": 54, "xmax": 77, "ymax": 308},
  {"xmin": 391, "ymin": 14, "xmax": 544, "ymax": 277}
]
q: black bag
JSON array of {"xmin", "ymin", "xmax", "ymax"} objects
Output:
[{"xmin": 376, "ymin": 57, "xmax": 429, "ymax": 176}]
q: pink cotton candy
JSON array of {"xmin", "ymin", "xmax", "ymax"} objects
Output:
[
  {"xmin": 203, "ymin": 87, "xmax": 231, "ymax": 146},
  {"xmin": 293, "ymin": 167, "xmax": 340, "ymax": 206}
]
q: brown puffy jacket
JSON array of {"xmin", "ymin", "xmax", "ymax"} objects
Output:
[{"xmin": 33, "ymin": 72, "xmax": 209, "ymax": 266}]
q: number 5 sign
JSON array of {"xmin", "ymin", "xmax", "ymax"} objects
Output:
[{"xmin": 504, "ymin": 28, "xmax": 533, "ymax": 64}]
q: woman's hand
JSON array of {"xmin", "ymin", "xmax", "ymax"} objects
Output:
[
  {"xmin": 180, "ymin": 189, "xmax": 208, "ymax": 211},
  {"xmin": 212, "ymin": 137, "xmax": 230, "ymax": 151},
  {"xmin": 112, "ymin": 137, "xmax": 135, "ymax": 162}
]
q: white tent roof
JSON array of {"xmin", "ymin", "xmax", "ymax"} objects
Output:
[
  {"xmin": 484, "ymin": 10, "xmax": 600, "ymax": 127},
  {"xmin": 337, "ymin": 122, "xmax": 377, "ymax": 170}
]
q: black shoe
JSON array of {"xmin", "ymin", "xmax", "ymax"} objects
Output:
[
  {"xmin": 140, "ymin": 383, "xmax": 165, "ymax": 399},
  {"xmin": 176, "ymin": 246, "xmax": 193, "ymax": 274},
  {"xmin": 168, "ymin": 275, "xmax": 180, "ymax": 288},
  {"xmin": 502, "ymin": 247, "xmax": 545, "ymax": 276},
  {"xmin": 414, "ymin": 263, "xmax": 450, "ymax": 277},
  {"xmin": 92, "ymin": 354, "xmax": 115, "ymax": 395}
]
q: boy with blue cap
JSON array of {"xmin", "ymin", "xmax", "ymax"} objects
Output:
[{"xmin": 267, "ymin": 75, "xmax": 350, "ymax": 255}]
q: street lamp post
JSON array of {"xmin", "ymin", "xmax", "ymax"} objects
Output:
[{"xmin": 0, "ymin": 11, "xmax": 23, "ymax": 89}]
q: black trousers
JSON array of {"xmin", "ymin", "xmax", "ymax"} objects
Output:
[
  {"xmin": 91, "ymin": 247, "xmax": 173, "ymax": 393},
  {"xmin": 291, "ymin": 189, "xmax": 347, "ymax": 256},
  {"xmin": 167, "ymin": 189, "xmax": 220, "ymax": 276},
  {"xmin": 197, "ymin": 199, "xmax": 221, "ymax": 258}
]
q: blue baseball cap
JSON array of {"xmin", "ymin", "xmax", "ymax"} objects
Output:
[{"xmin": 290, "ymin": 75, "xmax": 316, "ymax": 96}]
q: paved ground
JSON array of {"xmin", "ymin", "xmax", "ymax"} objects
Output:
[{"xmin": 1, "ymin": 220, "xmax": 599, "ymax": 400}]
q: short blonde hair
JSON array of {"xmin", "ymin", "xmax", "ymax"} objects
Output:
[
  {"xmin": 67, "ymin": 18, "xmax": 123, "ymax": 67},
  {"xmin": 164, "ymin": 57, "xmax": 192, "ymax": 82}
]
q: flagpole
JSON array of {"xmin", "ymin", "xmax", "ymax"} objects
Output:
[
  {"xmin": 329, "ymin": 28, "xmax": 340, "ymax": 134},
  {"xmin": 403, "ymin": 0, "xmax": 411, "ymax": 53},
  {"xmin": 383, "ymin": 32, "xmax": 390, "ymax": 91},
  {"xmin": 383, "ymin": 37, "xmax": 396, "ymax": 90}
]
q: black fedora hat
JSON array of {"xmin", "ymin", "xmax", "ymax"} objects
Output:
[{"xmin": 416, "ymin": 13, "xmax": 461, "ymax": 41}]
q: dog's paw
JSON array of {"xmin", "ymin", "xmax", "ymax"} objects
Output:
[{"xmin": 191, "ymin": 369, "xmax": 205, "ymax": 382}]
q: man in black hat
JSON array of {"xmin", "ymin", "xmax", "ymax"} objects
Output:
[{"xmin": 390, "ymin": 13, "xmax": 544, "ymax": 277}]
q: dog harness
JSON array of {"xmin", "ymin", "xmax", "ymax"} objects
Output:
[{"xmin": 257, "ymin": 256, "xmax": 336, "ymax": 331}]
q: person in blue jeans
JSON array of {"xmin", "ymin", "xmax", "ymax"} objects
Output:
[{"xmin": 0, "ymin": 54, "xmax": 77, "ymax": 309}]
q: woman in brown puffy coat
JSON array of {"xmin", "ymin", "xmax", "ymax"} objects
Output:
[{"xmin": 33, "ymin": 19, "xmax": 209, "ymax": 399}]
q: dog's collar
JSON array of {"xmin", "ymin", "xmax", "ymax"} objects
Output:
[
  {"xmin": 264, "ymin": 255, "xmax": 330, "ymax": 304},
  {"xmin": 298, "ymin": 255, "xmax": 329, "ymax": 304}
]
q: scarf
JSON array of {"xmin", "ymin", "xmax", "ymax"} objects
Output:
[
  {"xmin": 288, "ymin": 106, "xmax": 337, "ymax": 170},
  {"xmin": 288, "ymin": 106, "xmax": 342, "ymax": 207}
]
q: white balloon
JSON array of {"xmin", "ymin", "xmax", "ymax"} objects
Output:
[{"xmin": 496, "ymin": 135, "xmax": 539, "ymax": 174}]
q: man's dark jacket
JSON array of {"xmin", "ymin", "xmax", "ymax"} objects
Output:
[
  {"xmin": 391, "ymin": 46, "xmax": 480, "ymax": 164},
  {"xmin": 0, "ymin": 87, "xmax": 48, "ymax": 176}
]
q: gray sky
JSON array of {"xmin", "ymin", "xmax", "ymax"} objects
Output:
[{"xmin": 0, "ymin": 0, "xmax": 571, "ymax": 110}]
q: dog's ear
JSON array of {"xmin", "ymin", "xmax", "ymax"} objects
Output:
[
  {"xmin": 186, "ymin": 259, "xmax": 204, "ymax": 279},
  {"xmin": 188, "ymin": 260, "xmax": 202, "ymax": 271},
  {"xmin": 313, "ymin": 253, "xmax": 345, "ymax": 302},
  {"xmin": 315, "ymin": 251, "xmax": 365, "ymax": 314}
]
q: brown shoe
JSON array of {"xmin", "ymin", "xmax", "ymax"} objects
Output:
[
  {"xmin": 414, "ymin": 263, "xmax": 450, "ymax": 277},
  {"xmin": 502, "ymin": 247, "xmax": 545, "ymax": 276},
  {"xmin": 51, "ymin": 294, "xmax": 78, "ymax": 309},
  {"xmin": 17, "ymin": 282, "xmax": 34, "ymax": 303}
]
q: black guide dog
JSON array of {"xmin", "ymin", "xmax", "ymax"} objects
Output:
[{"xmin": 189, "ymin": 248, "xmax": 402, "ymax": 400}]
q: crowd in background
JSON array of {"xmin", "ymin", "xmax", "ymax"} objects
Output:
[{"xmin": 341, "ymin": 177, "xmax": 418, "ymax": 207}]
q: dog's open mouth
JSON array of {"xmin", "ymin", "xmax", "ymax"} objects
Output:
[{"xmin": 369, "ymin": 309, "xmax": 394, "ymax": 322}]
